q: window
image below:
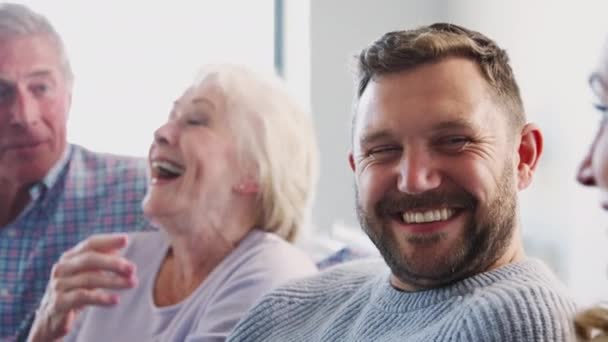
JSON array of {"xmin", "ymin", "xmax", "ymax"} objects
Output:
[{"xmin": 17, "ymin": 1, "xmax": 275, "ymax": 156}]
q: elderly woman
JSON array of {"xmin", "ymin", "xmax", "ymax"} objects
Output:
[
  {"xmin": 28, "ymin": 65, "xmax": 319, "ymax": 341},
  {"xmin": 575, "ymin": 38, "xmax": 608, "ymax": 342}
]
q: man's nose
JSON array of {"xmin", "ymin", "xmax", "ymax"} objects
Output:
[
  {"xmin": 396, "ymin": 148, "xmax": 441, "ymax": 194},
  {"xmin": 9, "ymin": 90, "xmax": 39, "ymax": 128}
]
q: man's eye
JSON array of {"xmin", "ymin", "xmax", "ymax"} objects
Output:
[
  {"xmin": 0, "ymin": 85, "xmax": 14, "ymax": 102},
  {"xmin": 445, "ymin": 136, "xmax": 470, "ymax": 144},
  {"xmin": 368, "ymin": 146, "xmax": 401, "ymax": 158},
  {"xmin": 31, "ymin": 83, "xmax": 50, "ymax": 96},
  {"xmin": 436, "ymin": 136, "xmax": 471, "ymax": 151}
]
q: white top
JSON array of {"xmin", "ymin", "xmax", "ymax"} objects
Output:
[{"xmin": 66, "ymin": 229, "xmax": 317, "ymax": 342}]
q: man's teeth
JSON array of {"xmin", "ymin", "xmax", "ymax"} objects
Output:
[
  {"xmin": 402, "ymin": 208, "xmax": 455, "ymax": 224},
  {"xmin": 152, "ymin": 160, "xmax": 184, "ymax": 176}
]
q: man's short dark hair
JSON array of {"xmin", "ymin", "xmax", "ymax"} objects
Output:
[{"xmin": 354, "ymin": 23, "xmax": 524, "ymax": 133}]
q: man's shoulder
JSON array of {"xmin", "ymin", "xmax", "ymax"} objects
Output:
[
  {"xmin": 458, "ymin": 259, "xmax": 576, "ymax": 341},
  {"xmin": 266, "ymin": 257, "xmax": 387, "ymax": 304},
  {"xmin": 470, "ymin": 258, "xmax": 573, "ymax": 299},
  {"xmin": 52, "ymin": 145, "xmax": 153, "ymax": 233},
  {"xmin": 69, "ymin": 144, "xmax": 147, "ymax": 178},
  {"xmin": 64, "ymin": 144, "xmax": 149, "ymax": 196},
  {"xmin": 227, "ymin": 258, "xmax": 387, "ymax": 342}
]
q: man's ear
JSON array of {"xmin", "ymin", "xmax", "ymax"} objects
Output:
[
  {"xmin": 516, "ymin": 123, "xmax": 543, "ymax": 190},
  {"xmin": 233, "ymin": 176, "xmax": 259, "ymax": 195},
  {"xmin": 348, "ymin": 151, "xmax": 356, "ymax": 172}
]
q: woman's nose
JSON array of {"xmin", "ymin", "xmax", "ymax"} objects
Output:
[
  {"xmin": 153, "ymin": 122, "xmax": 177, "ymax": 146},
  {"xmin": 577, "ymin": 150, "xmax": 597, "ymax": 186}
]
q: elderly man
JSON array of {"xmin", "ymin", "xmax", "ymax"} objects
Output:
[
  {"xmin": 228, "ymin": 23, "xmax": 575, "ymax": 341},
  {"xmin": 0, "ymin": 3, "xmax": 150, "ymax": 340}
]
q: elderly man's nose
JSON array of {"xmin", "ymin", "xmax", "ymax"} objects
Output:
[{"xmin": 9, "ymin": 92, "xmax": 39, "ymax": 127}]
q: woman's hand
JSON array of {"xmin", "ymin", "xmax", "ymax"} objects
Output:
[{"xmin": 28, "ymin": 234, "xmax": 138, "ymax": 342}]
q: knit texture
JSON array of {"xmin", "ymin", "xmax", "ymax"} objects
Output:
[{"xmin": 228, "ymin": 258, "xmax": 576, "ymax": 342}]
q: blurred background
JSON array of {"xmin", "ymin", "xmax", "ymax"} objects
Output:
[{"xmin": 16, "ymin": 0, "xmax": 608, "ymax": 306}]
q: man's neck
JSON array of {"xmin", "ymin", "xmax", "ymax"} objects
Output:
[{"xmin": 0, "ymin": 180, "xmax": 31, "ymax": 228}]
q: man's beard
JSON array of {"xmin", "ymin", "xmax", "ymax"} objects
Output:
[{"xmin": 355, "ymin": 164, "xmax": 517, "ymax": 290}]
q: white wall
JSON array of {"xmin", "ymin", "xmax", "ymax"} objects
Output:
[{"xmin": 16, "ymin": 0, "xmax": 275, "ymax": 157}]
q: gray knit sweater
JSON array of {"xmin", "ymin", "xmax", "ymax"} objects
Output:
[{"xmin": 228, "ymin": 258, "xmax": 576, "ymax": 341}]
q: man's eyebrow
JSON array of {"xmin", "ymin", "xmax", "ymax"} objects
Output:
[
  {"xmin": 27, "ymin": 70, "xmax": 54, "ymax": 79},
  {"xmin": 357, "ymin": 117, "xmax": 478, "ymax": 148},
  {"xmin": 0, "ymin": 70, "xmax": 54, "ymax": 82},
  {"xmin": 431, "ymin": 118, "xmax": 477, "ymax": 132},
  {"xmin": 359, "ymin": 129, "xmax": 392, "ymax": 147}
]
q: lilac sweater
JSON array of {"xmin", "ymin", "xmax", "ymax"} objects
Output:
[{"xmin": 65, "ymin": 230, "xmax": 317, "ymax": 342}]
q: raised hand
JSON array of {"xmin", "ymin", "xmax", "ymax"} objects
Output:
[{"xmin": 28, "ymin": 234, "xmax": 138, "ymax": 342}]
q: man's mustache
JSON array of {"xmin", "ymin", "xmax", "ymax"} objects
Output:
[{"xmin": 376, "ymin": 190, "xmax": 477, "ymax": 215}]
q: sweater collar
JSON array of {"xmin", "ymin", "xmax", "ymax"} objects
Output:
[{"xmin": 371, "ymin": 258, "xmax": 552, "ymax": 312}]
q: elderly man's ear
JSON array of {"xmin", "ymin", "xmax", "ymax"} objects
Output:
[{"xmin": 516, "ymin": 123, "xmax": 543, "ymax": 191}]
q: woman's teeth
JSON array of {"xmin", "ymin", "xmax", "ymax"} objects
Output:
[{"xmin": 152, "ymin": 160, "xmax": 184, "ymax": 178}]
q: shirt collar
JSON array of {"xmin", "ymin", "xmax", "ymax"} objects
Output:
[{"xmin": 28, "ymin": 144, "xmax": 72, "ymax": 200}]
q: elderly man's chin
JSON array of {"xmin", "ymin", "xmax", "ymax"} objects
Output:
[{"xmin": 4, "ymin": 145, "xmax": 62, "ymax": 183}]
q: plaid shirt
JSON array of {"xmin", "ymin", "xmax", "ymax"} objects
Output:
[{"xmin": 0, "ymin": 144, "xmax": 153, "ymax": 341}]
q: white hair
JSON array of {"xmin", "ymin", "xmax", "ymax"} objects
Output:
[
  {"xmin": 0, "ymin": 3, "xmax": 73, "ymax": 82},
  {"xmin": 194, "ymin": 64, "xmax": 319, "ymax": 242}
]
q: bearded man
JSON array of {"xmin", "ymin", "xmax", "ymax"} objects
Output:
[{"xmin": 228, "ymin": 23, "xmax": 576, "ymax": 342}]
